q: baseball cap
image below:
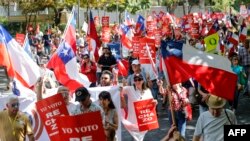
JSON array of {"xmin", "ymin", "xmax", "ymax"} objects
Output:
[
  {"xmin": 75, "ymin": 87, "xmax": 90, "ymax": 102},
  {"xmin": 134, "ymin": 73, "xmax": 143, "ymax": 79},
  {"xmin": 132, "ymin": 59, "xmax": 140, "ymax": 65}
]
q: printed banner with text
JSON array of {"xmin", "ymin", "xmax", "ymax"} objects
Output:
[
  {"xmin": 36, "ymin": 94, "xmax": 69, "ymax": 141},
  {"xmin": 15, "ymin": 33, "xmax": 25, "ymax": 46},
  {"xmin": 56, "ymin": 111, "xmax": 106, "ymax": 141},
  {"xmin": 102, "ymin": 16, "xmax": 109, "ymax": 27},
  {"xmin": 134, "ymin": 99, "xmax": 159, "ymax": 132},
  {"xmin": 139, "ymin": 37, "xmax": 156, "ymax": 64}
]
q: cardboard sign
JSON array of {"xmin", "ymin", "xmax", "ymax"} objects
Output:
[
  {"xmin": 36, "ymin": 94, "xmax": 69, "ymax": 141},
  {"xmin": 57, "ymin": 111, "xmax": 106, "ymax": 141},
  {"xmin": 139, "ymin": 37, "xmax": 156, "ymax": 64},
  {"xmin": 102, "ymin": 16, "xmax": 109, "ymax": 27},
  {"xmin": 134, "ymin": 99, "xmax": 159, "ymax": 132},
  {"xmin": 15, "ymin": 33, "xmax": 25, "ymax": 46},
  {"xmin": 146, "ymin": 21, "xmax": 156, "ymax": 37},
  {"xmin": 240, "ymin": 5, "xmax": 248, "ymax": 18},
  {"xmin": 154, "ymin": 29, "xmax": 162, "ymax": 47},
  {"xmin": 132, "ymin": 36, "xmax": 141, "ymax": 57},
  {"xmin": 101, "ymin": 27, "xmax": 111, "ymax": 43}
]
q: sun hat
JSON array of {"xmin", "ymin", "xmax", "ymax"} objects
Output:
[{"xmin": 206, "ymin": 95, "xmax": 226, "ymax": 109}]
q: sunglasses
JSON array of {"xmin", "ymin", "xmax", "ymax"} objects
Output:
[
  {"xmin": 11, "ymin": 103, "xmax": 20, "ymax": 108},
  {"xmin": 83, "ymin": 57, "xmax": 89, "ymax": 59},
  {"xmin": 134, "ymin": 78, "xmax": 143, "ymax": 82}
]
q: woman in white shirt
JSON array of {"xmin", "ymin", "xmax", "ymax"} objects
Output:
[{"xmin": 121, "ymin": 73, "xmax": 157, "ymax": 141}]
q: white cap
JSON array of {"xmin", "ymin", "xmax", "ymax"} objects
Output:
[{"xmin": 132, "ymin": 59, "xmax": 140, "ymax": 65}]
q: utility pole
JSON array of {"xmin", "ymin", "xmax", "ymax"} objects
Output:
[
  {"xmin": 116, "ymin": 0, "xmax": 119, "ymax": 23},
  {"xmin": 78, "ymin": 0, "xmax": 80, "ymax": 31},
  {"xmin": 7, "ymin": 0, "xmax": 10, "ymax": 20}
]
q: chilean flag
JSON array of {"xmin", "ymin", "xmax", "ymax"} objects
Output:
[
  {"xmin": 161, "ymin": 40, "xmax": 237, "ymax": 100},
  {"xmin": 88, "ymin": 11, "xmax": 101, "ymax": 62},
  {"xmin": 239, "ymin": 20, "xmax": 247, "ymax": 42},
  {"xmin": 47, "ymin": 8, "xmax": 90, "ymax": 92},
  {"xmin": 120, "ymin": 24, "xmax": 133, "ymax": 49},
  {"xmin": 0, "ymin": 35, "xmax": 15, "ymax": 78},
  {"xmin": 124, "ymin": 10, "xmax": 132, "ymax": 26},
  {"xmin": 228, "ymin": 32, "xmax": 239, "ymax": 46},
  {"xmin": 135, "ymin": 15, "xmax": 145, "ymax": 36},
  {"xmin": 108, "ymin": 43, "xmax": 128, "ymax": 77},
  {"xmin": 0, "ymin": 25, "xmax": 41, "ymax": 88}
]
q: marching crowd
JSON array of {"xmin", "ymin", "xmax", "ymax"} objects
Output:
[{"xmin": 0, "ymin": 12, "xmax": 250, "ymax": 141}]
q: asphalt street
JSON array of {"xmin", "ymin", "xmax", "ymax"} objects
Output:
[{"xmin": 121, "ymin": 94, "xmax": 250, "ymax": 141}]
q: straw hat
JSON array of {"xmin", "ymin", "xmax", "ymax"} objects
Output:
[{"xmin": 206, "ymin": 95, "xmax": 226, "ymax": 109}]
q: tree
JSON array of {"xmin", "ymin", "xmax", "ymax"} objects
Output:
[{"xmin": 210, "ymin": 0, "xmax": 234, "ymax": 12}]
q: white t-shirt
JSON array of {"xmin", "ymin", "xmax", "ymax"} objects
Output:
[
  {"xmin": 122, "ymin": 86, "xmax": 154, "ymax": 141},
  {"xmin": 67, "ymin": 102, "xmax": 77, "ymax": 115},
  {"xmin": 194, "ymin": 109, "xmax": 237, "ymax": 141}
]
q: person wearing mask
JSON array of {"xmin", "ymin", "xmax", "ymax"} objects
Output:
[{"xmin": 0, "ymin": 96, "xmax": 35, "ymax": 141}]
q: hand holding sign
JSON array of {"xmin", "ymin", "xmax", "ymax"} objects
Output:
[{"xmin": 134, "ymin": 98, "xmax": 159, "ymax": 131}]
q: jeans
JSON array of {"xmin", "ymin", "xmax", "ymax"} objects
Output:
[
  {"xmin": 44, "ymin": 45, "xmax": 51, "ymax": 55},
  {"xmin": 243, "ymin": 65, "xmax": 250, "ymax": 94},
  {"xmin": 168, "ymin": 109, "xmax": 187, "ymax": 137}
]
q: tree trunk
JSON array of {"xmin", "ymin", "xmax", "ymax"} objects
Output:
[{"xmin": 199, "ymin": 0, "xmax": 205, "ymax": 13}]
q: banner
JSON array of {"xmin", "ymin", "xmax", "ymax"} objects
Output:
[
  {"xmin": 139, "ymin": 37, "xmax": 156, "ymax": 64},
  {"xmin": 134, "ymin": 99, "xmax": 159, "ymax": 132},
  {"xmin": 102, "ymin": 16, "xmax": 109, "ymax": 27},
  {"xmin": 132, "ymin": 36, "xmax": 141, "ymax": 57},
  {"xmin": 94, "ymin": 16, "xmax": 100, "ymax": 27},
  {"xmin": 36, "ymin": 94, "xmax": 69, "ymax": 141},
  {"xmin": 154, "ymin": 29, "xmax": 162, "ymax": 47},
  {"xmin": 101, "ymin": 27, "xmax": 111, "ymax": 43},
  {"xmin": 15, "ymin": 33, "xmax": 25, "ymax": 46},
  {"xmin": 57, "ymin": 111, "xmax": 106, "ymax": 141},
  {"xmin": 146, "ymin": 21, "xmax": 156, "ymax": 37},
  {"xmin": 204, "ymin": 32, "xmax": 219, "ymax": 52}
]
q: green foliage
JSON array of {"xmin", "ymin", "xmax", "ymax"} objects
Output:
[
  {"xmin": 210, "ymin": 0, "xmax": 233, "ymax": 12},
  {"xmin": 58, "ymin": 23, "xmax": 67, "ymax": 32}
]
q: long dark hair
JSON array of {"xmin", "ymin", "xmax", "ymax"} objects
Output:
[
  {"xmin": 133, "ymin": 81, "xmax": 148, "ymax": 91},
  {"xmin": 98, "ymin": 91, "xmax": 115, "ymax": 109}
]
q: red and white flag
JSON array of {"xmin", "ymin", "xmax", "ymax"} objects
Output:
[{"xmin": 239, "ymin": 20, "xmax": 247, "ymax": 42}]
